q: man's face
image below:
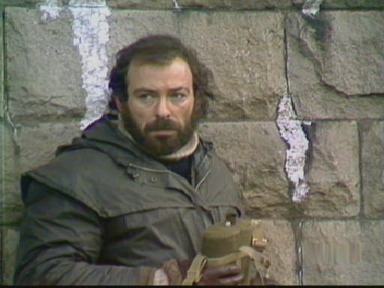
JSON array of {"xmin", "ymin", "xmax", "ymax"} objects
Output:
[{"xmin": 116, "ymin": 57, "xmax": 196, "ymax": 157}]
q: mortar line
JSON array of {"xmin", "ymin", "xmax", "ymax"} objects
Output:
[
  {"xmin": 282, "ymin": 15, "xmax": 304, "ymax": 286},
  {"xmin": 356, "ymin": 120, "xmax": 364, "ymax": 218}
]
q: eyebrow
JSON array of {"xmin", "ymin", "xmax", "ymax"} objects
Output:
[{"xmin": 132, "ymin": 87, "xmax": 191, "ymax": 94}]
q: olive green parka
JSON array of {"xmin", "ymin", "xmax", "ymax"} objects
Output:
[{"xmin": 14, "ymin": 117, "xmax": 244, "ymax": 285}]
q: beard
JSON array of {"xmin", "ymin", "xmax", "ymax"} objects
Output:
[{"xmin": 119, "ymin": 108, "xmax": 198, "ymax": 158}]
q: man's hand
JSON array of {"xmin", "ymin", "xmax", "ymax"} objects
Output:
[
  {"xmin": 173, "ymin": 259, "xmax": 244, "ymax": 286},
  {"xmin": 197, "ymin": 264, "xmax": 244, "ymax": 286}
]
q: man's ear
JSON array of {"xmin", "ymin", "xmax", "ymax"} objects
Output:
[{"xmin": 114, "ymin": 96, "xmax": 124, "ymax": 112}]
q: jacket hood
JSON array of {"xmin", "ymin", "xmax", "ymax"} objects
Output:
[{"xmin": 55, "ymin": 115, "xmax": 214, "ymax": 168}]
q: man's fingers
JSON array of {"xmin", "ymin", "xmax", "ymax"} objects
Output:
[
  {"xmin": 204, "ymin": 264, "xmax": 241, "ymax": 278},
  {"xmin": 218, "ymin": 271, "xmax": 244, "ymax": 285},
  {"xmin": 199, "ymin": 264, "xmax": 244, "ymax": 285}
]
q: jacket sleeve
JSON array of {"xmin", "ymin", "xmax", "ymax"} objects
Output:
[{"xmin": 14, "ymin": 180, "xmax": 157, "ymax": 285}]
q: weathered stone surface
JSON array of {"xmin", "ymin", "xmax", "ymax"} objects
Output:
[
  {"xmin": 302, "ymin": 121, "xmax": 360, "ymax": 217},
  {"xmin": 16, "ymin": 121, "xmax": 80, "ymax": 172},
  {"xmin": 2, "ymin": 0, "xmax": 42, "ymax": 7},
  {"xmin": 287, "ymin": 11, "xmax": 384, "ymax": 119},
  {"xmin": 1, "ymin": 121, "xmax": 80, "ymax": 224},
  {"xmin": 108, "ymin": 0, "xmax": 292, "ymax": 10},
  {"xmin": 302, "ymin": 220, "xmax": 384, "ymax": 285},
  {"xmin": 361, "ymin": 120, "xmax": 384, "ymax": 218},
  {"xmin": 1, "ymin": 227, "xmax": 20, "ymax": 285},
  {"xmin": 180, "ymin": 11, "xmax": 286, "ymax": 121},
  {"xmin": 6, "ymin": 8, "xmax": 86, "ymax": 123},
  {"xmin": 0, "ymin": 10, "xmax": 3, "ymax": 120},
  {"xmin": 198, "ymin": 122, "xmax": 295, "ymax": 218},
  {"xmin": 293, "ymin": 0, "xmax": 384, "ymax": 9},
  {"xmin": 108, "ymin": 11, "xmax": 286, "ymax": 121},
  {"xmin": 258, "ymin": 220, "xmax": 297, "ymax": 285},
  {"xmin": 107, "ymin": 0, "xmax": 172, "ymax": 9}
]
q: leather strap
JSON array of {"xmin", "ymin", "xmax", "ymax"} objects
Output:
[
  {"xmin": 239, "ymin": 245, "xmax": 271, "ymax": 285},
  {"xmin": 181, "ymin": 254, "xmax": 207, "ymax": 285}
]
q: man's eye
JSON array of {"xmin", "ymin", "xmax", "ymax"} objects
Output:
[
  {"xmin": 170, "ymin": 93, "xmax": 187, "ymax": 101},
  {"xmin": 139, "ymin": 94, "xmax": 154, "ymax": 101}
]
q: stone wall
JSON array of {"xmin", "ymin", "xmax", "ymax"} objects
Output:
[{"xmin": 1, "ymin": 0, "xmax": 383, "ymax": 285}]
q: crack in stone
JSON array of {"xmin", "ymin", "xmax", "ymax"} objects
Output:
[{"xmin": 276, "ymin": 94, "xmax": 311, "ymax": 202}]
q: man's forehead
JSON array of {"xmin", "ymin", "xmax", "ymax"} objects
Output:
[
  {"xmin": 129, "ymin": 56, "xmax": 189, "ymax": 70},
  {"xmin": 126, "ymin": 57, "xmax": 192, "ymax": 82}
]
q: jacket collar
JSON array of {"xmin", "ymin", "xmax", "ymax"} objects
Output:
[{"xmin": 55, "ymin": 115, "xmax": 215, "ymax": 172}]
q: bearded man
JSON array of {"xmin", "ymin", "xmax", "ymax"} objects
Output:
[{"xmin": 14, "ymin": 35, "xmax": 273, "ymax": 285}]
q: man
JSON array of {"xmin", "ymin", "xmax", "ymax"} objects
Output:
[{"xmin": 14, "ymin": 34, "xmax": 267, "ymax": 285}]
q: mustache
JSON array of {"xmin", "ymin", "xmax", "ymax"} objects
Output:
[{"xmin": 145, "ymin": 119, "xmax": 180, "ymax": 132}]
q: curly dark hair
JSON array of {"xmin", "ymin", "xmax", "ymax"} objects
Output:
[{"xmin": 108, "ymin": 34, "xmax": 219, "ymax": 120}]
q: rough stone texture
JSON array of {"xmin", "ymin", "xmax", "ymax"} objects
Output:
[
  {"xmin": 293, "ymin": 0, "xmax": 384, "ymax": 9},
  {"xmin": 108, "ymin": 0, "xmax": 292, "ymax": 10},
  {"xmin": 258, "ymin": 220, "xmax": 297, "ymax": 285},
  {"xmin": 5, "ymin": 8, "xmax": 86, "ymax": 123},
  {"xmin": 2, "ymin": 0, "xmax": 42, "ymax": 7},
  {"xmin": 302, "ymin": 121, "xmax": 360, "ymax": 217},
  {"xmin": 108, "ymin": 11, "xmax": 286, "ymax": 121},
  {"xmin": 302, "ymin": 220, "xmax": 384, "ymax": 285},
  {"xmin": 198, "ymin": 122, "xmax": 296, "ymax": 218},
  {"xmin": 182, "ymin": 11, "xmax": 286, "ymax": 121},
  {"xmin": 4, "ymin": 0, "xmax": 295, "ymax": 9},
  {"xmin": 361, "ymin": 120, "xmax": 384, "ymax": 218},
  {"xmin": 0, "ymin": 11, "xmax": 3, "ymax": 120},
  {"xmin": 1, "ymin": 121, "xmax": 80, "ymax": 224},
  {"xmin": 287, "ymin": 11, "xmax": 384, "ymax": 120},
  {"xmin": 1, "ymin": 227, "xmax": 20, "ymax": 285}
]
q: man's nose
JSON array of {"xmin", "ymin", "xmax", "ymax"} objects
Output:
[{"xmin": 155, "ymin": 98, "xmax": 171, "ymax": 118}]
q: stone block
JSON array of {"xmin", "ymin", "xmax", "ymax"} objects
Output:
[
  {"xmin": 1, "ymin": 121, "xmax": 80, "ymax": 224},
  {"xmin": 1, "ymin": 227, "xmax": 20, "ymax": 285},
  {"xmin": 301, "ymin": 121, "xmax": 360, "ymax": 217},
  {"xmin": 5, "ymin": 7, "xmax": 86, "ymax": 123},
  {"xmin": 258, "ymin": 220, "xmax": 297, "ymax": 285},
  {"xmin": 292, "ymin": 0, "xmax": 384, "ymax": 9},
  {"xmin": 198, "ymin": 122, "xmax": 295, "ymax": 218},
  {"xmin": 180, "ymin": 11, "xmax": 286, "ymax": 121},
  {"xmin": 361, "ymin": 120, "xmax": 384, "ymax": 218},
  {"xmin": 177, "ymin": 0, "xmax": 293, "ymax": 10},
  {"xmin": 302, "ymin": 220, "xmax": 384, "ymax": 285},
  {"xmin": 2, "ymin": 0, "xmax": 42, "ymax": 6},
  {"xmin": 0, "ymin": 9, "xmax": 3, "ymax": 120},
  {"xmin": 108, "ymin": 0, "xmax": 293, "ymax": 10},
  {"xmin": 107, "ymin": 0, "xmax": 172, "ymax": 9},
  {"xmin": 16, "ymin": 121, "xmax": 81, "ymax": 173},
  {"xmin": 286, "ymin": 11, "xmax": 384, "ymax": 119},
  {"xmin": 108, "ymin": 10, "xmax": 286, "ymax": 121}
]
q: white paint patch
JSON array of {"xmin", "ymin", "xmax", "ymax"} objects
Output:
[
  {"xmin": 39, "ymin": 0, "xmax": 61, "ymax": 20},
  {"xmin": 276, "ymin": 94, "xmax": 311, "ymax": 202},
  {"xmin": 172, "ymin": 0, "xmax": 182, "ymax": 11},
  {"xmin": 68, "ymin": 0, "xmax": 111, "ymax": 130},
  {"xmin": 302, "ymin": 0, "xmax": 324, "ymax": 18}
]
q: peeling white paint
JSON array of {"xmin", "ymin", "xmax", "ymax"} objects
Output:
[
  {"xmin": 40, "ymin": 0, "xmax": 61, "ymax": 20},
  {"xmin": 172, "ymin": 0, "xmax": 182, "ymax": 11},
  {"xmin": 276, "ymin": 94, "xmax": 311, "ymax": 202},
  {"xmin": 68, "ymin": 0, "xmax": 111, "ymax": 130},
  {"xmin": 302, "ymin": 0, "xmax": 324, "ymax": 18}
]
